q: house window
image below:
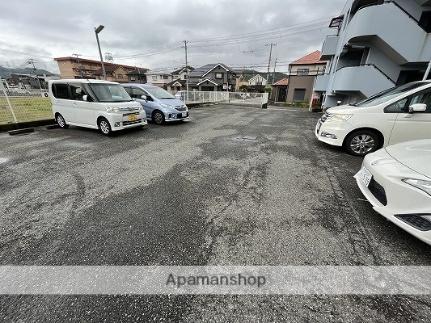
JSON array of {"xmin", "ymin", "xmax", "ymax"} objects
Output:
[
  {"xmin": 117, "ymin": 74, "xmax": 123, "ymax": 79},
  {"xmin": 152, "ymin": 75, "xmax": 157, "ymax": 81},
  {"xmin": 215, "ymin": 72, "xmax": 223, "ymax": 79},
  {"xmin": 297, "ymin": 68, "xmax": 309, "ymax": 76},
  {"xmin": 163, "ymin": 75, "xmax": 169, "ymax": 79},
  {"xmin": 293, "ymin": 88, "xmax": 306, "ymax": 101}
]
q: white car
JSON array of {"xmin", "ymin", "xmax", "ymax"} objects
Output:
[
  {"xmin": 355, "ymin": 140, "xmax": 431, "ymax": 245},
  {"xmin": 49, "ymin": 79, "xmax": 147, "ymax": 135},
  {"xmin": 316, "ymin": 81, "xmax": 431, "ymax": 156}
]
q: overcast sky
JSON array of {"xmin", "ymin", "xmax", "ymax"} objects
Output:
[{"xmin": 0, "ymin": 0, "xmax": 345, "ymax": 74}]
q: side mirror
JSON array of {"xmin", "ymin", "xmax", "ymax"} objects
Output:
[
  {"xmin": 82, "ymin": 94, "xmax": 88, "ymax": 101},
  {"xmin": 409, "ymin": 103, "xmax": 427, "ymax": 114},
  {"xmin": 141, "ymin": 94, "xmax": 148, "ymax": 101}
]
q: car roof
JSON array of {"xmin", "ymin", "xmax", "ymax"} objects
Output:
[
  {"xmin": 122, "ymin": 83, "xmax": 157, "ymax": 88},
  {"xmin": 49, "ymin": 79, "xmax": 119, "ymax": 85}
]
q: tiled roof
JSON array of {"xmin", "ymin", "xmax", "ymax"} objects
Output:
[
  {"xmin": 54, "ymin": 56, "xmax": 147, "ymax": 71},
  {"xmin": 291, "ymin": 51, "xmax": 326, "ymax": 65},
  {"xmin": 273, "ymin": 78, "xmax": 289, "ymax": 86},
  {"xmin": 189, "ymin": 63, "xmax": 234, "ymax": 78}
]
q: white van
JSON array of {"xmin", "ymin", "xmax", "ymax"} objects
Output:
[
  {"xmin": 316, "ymin": 81, "xmax": 431, "ymax": 156},
  {"xmin": 48, "ymin": 79, "xmax": 147, "ymax": 135}
]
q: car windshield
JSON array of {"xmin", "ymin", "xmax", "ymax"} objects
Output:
[
  {"xmin": 353, "ymin": 82, "xmax": 427, "ymax": 107},
  {"xmin": 145, "ymin": 86, "xmax": 176, "ymax": 99},
  {"xmin": 89, "ymin": 83, "xmax": 132, "ymax": 102}
]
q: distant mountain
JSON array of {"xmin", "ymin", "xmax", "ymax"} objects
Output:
[{"xmin": 0, "ymin": 66, "xmax": 57, "ymax": 78}]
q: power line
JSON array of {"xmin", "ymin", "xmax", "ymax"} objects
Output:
[{"xmin": 189, "ymin": 17, "xmax": 331, "ymax": 44}]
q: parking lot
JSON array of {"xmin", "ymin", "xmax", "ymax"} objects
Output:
[{"xmin": 0, "ymin": 105, "xmax": 430, "ymax": 321}]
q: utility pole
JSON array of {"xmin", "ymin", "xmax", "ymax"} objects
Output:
[
  {"xmin": 272, "ymin": 58, "xmax": 278, "ymax": 85},
  {"xmin": 184, "ymin": 40, "xmax": 189, "ymax": 101},
  {"xmin": 72, "ymin": 53, "xmax": 83, "ymax": 78},
  {"xmin": 27, "ymin": 58, "xmax": 43, "ymax": 91},
  {"xmin": 266, "ymin": 43, "xmax": 276, "ymax": 85}
]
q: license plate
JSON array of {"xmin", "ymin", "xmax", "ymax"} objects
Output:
[
  {"xmin": 182, "ymin": 112, "xmax": 187, "ymax": 117},
  {"xmin": 128, "ymin": 114, "xmax": 138, "ymax": 121},
  {"xmin": 358, "ymin": 167, "xmax": 372, "ymax": 187}
]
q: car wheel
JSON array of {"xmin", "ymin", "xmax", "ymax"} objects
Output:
[
  {"xmin": 152, "ymin": 110, "xmax": 165, "ymax": 125},
  {"xmin": 345, "ymin": 130, "xmax": 380, "ymax": 156},
  {"xmin": 98, "ymin": 118, "xmax": 112, "ymax": 136},
  {"xmin": 56, "ymin": 113, "xmax": 68, "ymax": 129}
]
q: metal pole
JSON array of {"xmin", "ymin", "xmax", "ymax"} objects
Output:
[
  {"xmin": 423, "ymin": 61, "xmax": 431, "ymax": 81},
  {"xmin": 184, "ymin": 40, "xmax": 189, "ymax": 102},
  {"xmin": 28, "ymin": 59, "xmax": 43, "ymax": 91},
  {"xmin": 0, "ymin": 78, "xmax": 18, "ymax": 123},
  {"xmin": 95, "ymin": 28, "xmax": 106, "ymax": 80}
]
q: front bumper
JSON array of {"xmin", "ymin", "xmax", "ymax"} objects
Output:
[
  {"xmin": 110, "ymin": 112, "xmax": 147, "ymax": 131},
  {"xmin": 165, "ymin": 111, "xmax": 190, "ymax": 122},
  {"xmin": 354, "ymin": 149, "xmax": 431, "ymax": 245},
  {"xmin": 315, "ymin": 118, "xmax": 350, "ymax": 147}
]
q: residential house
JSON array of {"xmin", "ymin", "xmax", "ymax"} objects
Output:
[
  {"xmin": 235, "ymin": 70, "xmax": 267, "ymax": 91},
  {"xmin": 285, "ymin": 51, "xmax": 327, "ymax": 103},
  {"xmin": 313, "ymin": 0, "xmax": 431, "ymax": 109},
  {"xmin": 272, "ymin": 78, "xmax": 289, "ymax": 102},
  {"xmin": 6, "ymin": 73, "xmax": 59, "ymax": 90},
  {"xmin": 146, "ymin": 72, "xmax": 173, "ymax": 88},
  {"xmin": 54, "ymin": 56, "xmax": 147, "ymax": 83},
  {"xmin": 166, "ymin": 66, "xmax": 194, "ymax": 93},
  {"xmin": 127, "ymin": 68, "xmax": 148, "ymax": 83},
  {"xmin": 188, "ymin": 63, "xmax": 236, "ymax": 91}
]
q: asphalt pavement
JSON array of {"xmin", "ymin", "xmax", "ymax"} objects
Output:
[{"xmin": 0, "ymin": 105, "xmax": 430, "ymax": 321}]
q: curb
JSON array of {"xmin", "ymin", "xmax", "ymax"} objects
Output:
[
  {"xmin": 8, "ymin": 128, "xmax": 35, "ymax": 136},
  {"xmin": 0, "ymin": 119, "xmax": 55, "ymax": 133}
]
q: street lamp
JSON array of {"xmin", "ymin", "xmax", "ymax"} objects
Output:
[{"xmin": 94, "ymin": 25, "xmax": 106, "ymax": 80}]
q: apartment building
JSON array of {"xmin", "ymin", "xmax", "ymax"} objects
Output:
[
  {"xmin": 314, "ymin": 0, "xmax": 431, "ymax": 109},
  {"xmin": 54, "ymin": 56, "xmax": 147, "ymax": 83}
]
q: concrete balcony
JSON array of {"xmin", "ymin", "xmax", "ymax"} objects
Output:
[
  {"xmin": 332, "ymin": 65, "xmax": 395, "ymax": 97},
  {"xmin": 345, "ymin": 2, "xmax": 429, "ymax": 63},
  {"xmin": 314, "ymin": 74, "xmax": 330, "ymax": 92},
  {"xmin": 321, "ymin": 35, "xmax": 339, "ymax": 59}
]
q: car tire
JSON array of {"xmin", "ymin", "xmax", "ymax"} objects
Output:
[
  {"xmin": 56, "ymin": 113, "xmax": 68, "ymax": 129},
  {"xmin": 344, "ymin": 130, "xmax": 380, "ymax": 156},
  {"xmin": 98, "ymin": 117, "xmax": 112, "ymax": 136},
  {"xmin": 152, "ymin": 110, "xmax": 165, "ymax": 125}
]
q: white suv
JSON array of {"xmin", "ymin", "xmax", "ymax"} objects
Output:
[
  {"xmin": 316, "ymin": 81, "xmax": 431, "ymax": 156},
  {"xmin": 49, "ymin": 79, "xmax": 147, "ymax": 135}
]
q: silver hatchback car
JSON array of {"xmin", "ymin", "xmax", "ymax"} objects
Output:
[{"xmin": 122, "ymin": 83, "xmax": 189, "ymax": 125}]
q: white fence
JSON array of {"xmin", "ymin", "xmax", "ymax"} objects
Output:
[{"xmin": 176, "ymin": 91, "xmax": 269, "ymax": 108}]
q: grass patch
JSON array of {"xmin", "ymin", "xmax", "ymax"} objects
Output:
[{"xmin": 0, "ymin": 97, "xmax": 52, "ymax": 124}]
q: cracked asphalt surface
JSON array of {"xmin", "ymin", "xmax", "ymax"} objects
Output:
[{"xmin": 0, "ymin": 105, "xmax": 430, "ymax": 321}]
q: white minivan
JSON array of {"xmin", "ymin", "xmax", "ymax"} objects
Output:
[
  {"xmin": 316, "ymin": 81, "xmax": 431, "ymax": 156},
  {"xmin": 48, "ymin": 79, "xmax": 147, "ymax": 135}
]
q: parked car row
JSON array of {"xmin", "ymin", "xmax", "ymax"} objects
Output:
[
  {"xmin": 48, "ymin": 79, "xmax": 190, "ymax": 135},
  {"xmin": 315, "ymin": 81, "xmax": 431, "ymax": 246}
]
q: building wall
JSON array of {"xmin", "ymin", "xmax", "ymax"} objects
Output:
[
  {"xmin": 315, "ymin": 0, "xmax": 431, "ymax": 108},
  {"xmin": 55, "ymin": 59, "xmax": 137, "ymax": 83},
  {"xmin": 286, "ymin": 75, "xmax": 315, "ymax": 103}
]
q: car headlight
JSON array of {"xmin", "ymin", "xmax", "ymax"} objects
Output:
[
  {"xmin": 106, "ymin": 107, "xmax": 120, "ymax": 113},
  {"xmin": 402, "ymin": 178, "xmax": 431, "ymax": 196},
  {"xmin": 332, "ymin": 114, "xmax": 353, "ymax": 121}
]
